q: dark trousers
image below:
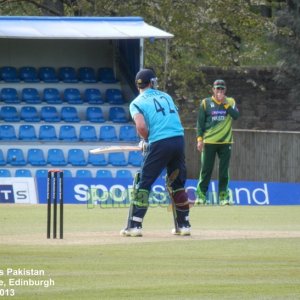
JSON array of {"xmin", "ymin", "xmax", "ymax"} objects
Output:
[
  {"xmin": 197, "ymin": 143, "xmax": 232, "ymax": 195},
  {"xmin": 140, "ymin": 135, "xmax": 187, "ymax": 191}
]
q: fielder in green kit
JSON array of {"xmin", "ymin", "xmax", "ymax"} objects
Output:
[{"xmin": 196, "ymin": 79, "xmax": 239, "ymax": 205}]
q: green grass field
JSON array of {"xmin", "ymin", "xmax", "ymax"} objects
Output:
[{"xmin": 0, "ymin": 204, "xmax": 300, "ymax": 300}]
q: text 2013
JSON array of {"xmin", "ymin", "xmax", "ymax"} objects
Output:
[{"xmin": 0, "ymin": 289, "xmax": 15, "ymax": 297}]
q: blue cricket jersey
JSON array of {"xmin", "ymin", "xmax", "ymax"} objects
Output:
[{"xmin": 129, "ymin": 88, "xmax": 184, "ymax": 143}]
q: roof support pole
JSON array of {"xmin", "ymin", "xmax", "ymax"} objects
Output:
[{"xmin": 139, "ymin": 38, "xmax": 144, "ymax": 70}]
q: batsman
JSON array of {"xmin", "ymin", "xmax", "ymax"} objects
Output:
[
  {"xmin": 196, "ymin": 79, "xmax": 239, "ymax": 205},
  {"xmin": 120, "ymin": 68, "xmax": 191, "ymax": 237}
]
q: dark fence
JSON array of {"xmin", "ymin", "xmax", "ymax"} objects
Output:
[{"xmin": 185, "ymin": 128, "xmax": 300, "ymax": 182}]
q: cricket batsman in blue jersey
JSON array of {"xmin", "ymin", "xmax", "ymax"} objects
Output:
[{"xmin": 120, "ymin": 69, "xmax": 191, "ymax": 237}]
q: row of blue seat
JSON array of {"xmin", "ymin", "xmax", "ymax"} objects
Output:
[
  {"xmin": 0, "ymin": 106, "xmax": 128, "ymax": 123},
  {"xmin": 0, "ymin": 87, "xmax": 125, "ymax": 105},
  {"xmin": 0, "ymin": 66, "xmax": 118, "ymax": 83},
  {"xmin": 0, "ymin": 148, "xmax": 143, "ymax": 167},
  {"xmin": 0, "ymin": 124, "xmax": 138, "ymax": 141},
  {"xmin": 0, "ymin": 168, "xmax": 135, "ymax": 178}
]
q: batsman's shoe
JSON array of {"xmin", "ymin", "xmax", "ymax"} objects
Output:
[
  {"xmin": 120, "ymin": 227, "xmax": 143, "ymax": 237},
  {"xmin": 171, "ymin": 226, "xmax": 191, "ymax": 236}
]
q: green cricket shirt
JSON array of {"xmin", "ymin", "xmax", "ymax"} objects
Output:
[{"xmin": 197, "ymin": 96, "xmax": 239, "ymax": 144}]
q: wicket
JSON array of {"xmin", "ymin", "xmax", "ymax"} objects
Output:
[{"xmin": 47, "ymin": 170, "xmax": 64, "ymax": 239}]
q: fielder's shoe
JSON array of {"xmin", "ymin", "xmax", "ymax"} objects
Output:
[
  {"xmin": 171, "ymin": 226, "xmax": 191, "ymax": 236},
  {"xmin": 195, "ymin": 190, "xmax": 207, "ymax": 205},
  {"xmin": 219, "ymin": 199, "xmax": 230, "ymax": 206},
  {"xmin": 120, "ymin": 227, "xmax": 143, "ymax": 237}
]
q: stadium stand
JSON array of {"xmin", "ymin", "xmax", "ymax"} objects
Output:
[
  {"xmin": 59, "ymin": 125, "xmax": 78, "ymax": 141},
  {"xmin": 59, "ymin": 67, "xmax": 78, "ymax": 83},
  {"xmin": 61, "ymin": 106, "xmax": 80, "ymax": 123},
  {"xmin": 108, "ymin": 152, "xmax": 127, "ymax": 166},
  {"xmin": 88, "ymin": 152, "xmax": 107, "ymax": 166},
  {"xmin": 39, "ymin": 125, "xmax": 57, "ymax": 140},
  {"xmin": 86, "ymin": 107, "xmax": 105, "ymax": 123},
  {"xmin": 7, "ymin": 148, "xmax": 26, "ymax": 166},
  {"xmin": 19, "ymin": 125, "xmax": 38, "ymax": 141},
  {"xmin": 105, "ymin": 88, "xmax": 125, "ymax": 104},
  {"xmin": 20, "ymin": 106, "xmax": 40, "ymax": 122},
  {"xmin": 119, "ymin": 125, "xmax": 138, "ymax": 141},
  {"xmin": 38, "ymin": 67, "xmax": 59, "ymax": 82},
  {"xmin": 64, "ymin": 88, "xmax": 83, "ymax": 104},
  {"xmin": 15, "ymin": 168, "xmax": 32, "ymax": 177},
  {"xmin": 40, "ymin": 106, "xmax": 60, "ymax": 122},
  {"xmin": 27, "ymin": 148, "xmax": 47, "ymax": 166},
  {"xmin": 47, "ymin": 148, "xmax": 67, "ymax": 166},
  {"xmin": 76, "ymin": 169, "xmax": 92, "ymax": 178},
  {"xmin": 99, "ymin": 125, "xmax": 118, "ymax": 141},
  {"xmin": 0, "ymin": 66, "xmax": 19, "ymax": 82},
  {"xmin": 115, "ymin": 169, "xmax": 133, "ymax": 179},
  {"xmin": 19, "ymin": 66, "xmax": 39, "ymax": 82},
  {"xmin": 35, "ymin": 169, "xmax": 48, "ymax": 177},
  {"xmin": 128, "ymin": 151, "xmax": 143, "ymax": 167},
  {"xmin": 79, "ymin": 125, "xmax": 97, "ymax": 141},
  {"xmin": 1, "ymin": 88, "xmax": 20, "ymax": 103},
  {"xmin": 96, "ymin": 169, "xmax": 113, "ymax": 178},
  {"xmin": 22, "ymin": 88, "xmax": 41, "ymax": 104},
  {"xmin": 1, "ymin": 106, "xmax": 20, "ymax": 122},
  {"xmin": 67, "ymin": 149, "xmax": 87, "ymax": 166},
  {"xmin": 98, "ymin": 67, "xmax": 118, "ymax": 83},
  {"xmin": 0, "ymin": 169, "xmax": 11, "ymax": 177},
  {"xmin": 78, "ymin": 67, "xmax": 97, "ymax": 83},
  {"xmin": 43, "ymin": 88, "xmax": 62, "ymax": 104},
  {"xmin": 84, "ymin": 88, "xmax": 104, "ymax": 104},
  {"xmin": 108, "ymin": 106, "xmax": 128, "ymax": 123},
  {"xmin": 0, "ymin": 150, "xmax": 6, "ymax": 166},
  {"xmin": 0, "ymin": 124, "xmax": 17, "ymax": 140}
]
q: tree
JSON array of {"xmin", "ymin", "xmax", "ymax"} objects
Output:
[{"xmin": 271, "ymin": 0, "xmax": 300, "ymax": 101}]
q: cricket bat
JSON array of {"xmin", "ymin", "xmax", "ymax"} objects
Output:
[{"xmin": 89, "ymin": 145, "xmax": 141, "ymax": 154}]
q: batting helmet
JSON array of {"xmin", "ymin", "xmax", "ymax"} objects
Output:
[{"xmin": 135, "ymin": 69, "xmax": 158, "ymax": 89}]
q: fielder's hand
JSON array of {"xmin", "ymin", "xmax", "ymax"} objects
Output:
[{"xmin": 197, "ymin": 140, "xmax": 204, "ymax": 152}]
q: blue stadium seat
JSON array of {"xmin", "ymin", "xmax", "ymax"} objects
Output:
[
  {"xmin": 0, "ymin": 169, "xmax": 11, "ymax": 177},
  {"xmin": 86, "ymin": 107, "xmax": 105, "ymax": 123},
  {"xmin": 108, "ymin": 107, "xmax": 128, "ymax": 123},
  {"xmin": 0, "ymin": 66, "xmax": 19, "ymax": 82},
  {"xmin": 105, "ymin": 88, "xmax": 125, "ymax": 104},
  {"xmin": 21, "ymin": 88, "xmax": 41, "ymax": 104},
  {"xmin": 39, "ymin": 67, "xmax": 59, "ymax": 82},
  {"xmin": 41, "ymin": 106, "xmax": 60, "ymax": 122},
  {"xmin": 96, "ymin": 169, "xmax": 113, "ymax": 178},
  {"xmin": 35, "ymin": 169, "xmax": 48, "ymax": 178},
  {"xmin": 84, "ymin": 88, "xmax": 104, "ymax": 104},
  {"xmin": 108, "ymin": 152, "xmax": 128, "ymax": 166},
  {"xmin": 19, "ymin": 125, "xmax": 37, "ymax": 141},
  {"xmin": 15, "ymin": 169, "xmax": 32, "ymax": 177},
  {"xmin": 0, "ymin": 125, "xmax": 17, "ymax": 140},
  {"xmin": 78, "ymin": 67, "xmax": 97, "ymax": 83},
  {"xmin": 98, "ymin": 67, "xmax": 118, "ymax": 83},
  {"xmin": 75, "ymin": 169, "xmax": 93, "ymax": 178},
  {"xmin": 1, "ymin": 88, "xmax": 20, "ymax": 103},
  {"xmin": 62, "ymin": 169, "xmax": 73, "ymax": 177},
  {"xmin": 39, "ymin": 125, "xmax": 57, "ymax": 141},
  {"xmin": 61, "ymin": 106, "xmax": 80, "ymax": 123},
  {"xmin": 79, "ymin": 125, "xmax": 97, "ymax": 141},
  {"xmin": 0, "ymin": 150, "xmax": 6, "ymax": 166},
  {"xmin": 43, "ymin": 88, "xmax": 62, "ymax": 104},
  {"xmin": 64, "ymin": 88, "xmax": 82, "ymax": 104},
  {"xmin": 59, "ymin": 67, "xmax": 78, "ymax": 83},
  {"xmin": 99, "ymin": 125, "xmax": 118, "ymax": 141},
  {"xmin": 47, "ymin": 149, "xmax": 67, "ymax": 166},
  {"xmin": 19, "ymin": 66, "xmax": 39, "ymax": 82},
  {"xmin": 59, "ymin": 125, "xmax": 78, "ymax": 141},
  {"xmin": 115, "ymin": 169, "xmax": 133, "ymax": 179},
  {"xmin": 128, "ymin": 151, "xmax": 143, "ymax": 167},
  {"xmin": 67, "ymin": 149, "xmax": 87, "ymax": 166},
  {"xmin": 27, "ymin": 148, "xmax": 47, "ymax": 166},
  {"xmin": 88, "ymin": 152, "xmax": 107, "ymax": 166},
  {"xmin": 119, "ymin": 125, "xmax": 138, "ymax": 141},
  {"xmin": 20, "ymin": 106, "xmax": 40, "ymax": 122},
  {"xmin": 0, "ymin": 106, "xmax": 20, "ymax": 122},
  {"xmin": 7, "ymin": 148, "xmax": 26, "ymax": 166}
]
